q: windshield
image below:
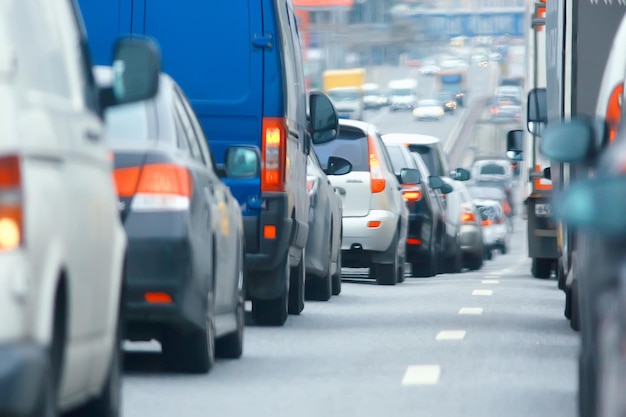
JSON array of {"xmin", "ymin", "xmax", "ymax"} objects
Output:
[
  {"xmin": 329, "ymin": 90, "xmax": 359, "ymax": 101},
  {"xmin": 313, "ymin": 127, "xmax": 369, "ymax": 172},
  {"xmin": 391, "ymin": 88, "xmax": 414, "ymax": 96},
  {"xmin": 104, "ymin": 102, "xmax": 152, "ymax": 142}
]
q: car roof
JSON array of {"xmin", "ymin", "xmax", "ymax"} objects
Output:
[
  {"xmin": 338, "ymin": 118, "xmax": 374, "ymax": 133},
  {"xmin": 382, "ymin": 133, "xmax": 441, "ymax": 145}
]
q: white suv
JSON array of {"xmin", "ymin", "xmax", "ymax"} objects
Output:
[
  {"xmin": 0, "ymin": 1, "xmax": 159, "ymax": 416},
  {"xmin": 314, "ymin": 120, "xmax": 415, "ymax": 285}
]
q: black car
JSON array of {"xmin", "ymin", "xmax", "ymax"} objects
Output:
[
  {"xmin": 97, "ymin": 67, "xmax": 248, "ymax": 373},
  {"xmin": 384, "ymin": 142, "xmax": 451, "ymax": 277}
]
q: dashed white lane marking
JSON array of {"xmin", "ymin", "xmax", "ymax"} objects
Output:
[
  {"xmin": 482, "ymin": 279, "xmax": 500, "ymax": 284},
  {"xmin": 459, "ymin": 307, "xmax": 483, "ymax": 315},
  {"xmin": 485, "ymin": 275, "xmax": 500, "ymax": 278},
  {"xmin": 402, "ymin": 365, "xmax": 441, "ymax": 385},
  {"xmin": 472, "ymin": 289, "xmax": 493, "ymax": 296},
  {"xmin": 436, "ymin": 330, "xmax": 466, "ymax": 340},
  {"xmin": 490, "ymin": 272, "xmax": 504, "ymax": 276}
]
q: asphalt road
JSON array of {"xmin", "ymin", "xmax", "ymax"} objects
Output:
[{"xmin": 118, "ymin": 64, "xmax": 579, "ymax": 417}]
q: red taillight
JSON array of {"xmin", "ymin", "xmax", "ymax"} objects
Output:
[
  {"xmin": 482, "ymin": 219, "xmax": 493, "ymax": 227},
  {"xmin": 461, "ymin": 211, "xmax": 476, "ymax": 224},
  {"xmin": 145, "ymin": 292, "xmax": 172, "ymax": 304},
  {"xmin": 606, "ymin": 83, "xmax": 623, "ymax": 144},
  {"xmin": 402, "ymin": 188, "xmax": 422, "ymax": 202},
  {"xmin": 262, "ymin": 117, "xmax": 287, "ymax": 192},
  {"xmin": 0, "ymin": 155, "xmax": 22, "ymax": 251},
  {"xmin": 368, "ymin": 135, "xmax": 386, "ymax": 193},
  {"xmin": 115, "ymin": 163, "xmax": 192, "ymax": 212},
  {"xmin": 407, "ymin": 238, "xmax": 421, "ymax": 245}
]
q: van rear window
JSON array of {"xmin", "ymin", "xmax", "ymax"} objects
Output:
[
  {"xmin": 480, "ymin": 164, "xmax": 506, "ymax": 175},
  {"xmin": 314, "ymin": 128, "xmax": 369, "ymax": 172}
]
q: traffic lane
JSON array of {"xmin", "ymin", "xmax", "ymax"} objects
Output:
[{"xmin": 120, "ymin": 219, "xmax": 578, "ymax": 417}]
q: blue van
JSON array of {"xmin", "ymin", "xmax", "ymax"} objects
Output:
[{"xmin": 77, "ymin": 0, "xmax": 340, "ymax": 326}]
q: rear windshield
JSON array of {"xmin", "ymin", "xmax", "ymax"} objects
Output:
[
  {"xmin": 480, "ymin": 164, "xmax": 506, "ymax": 175},
  {"xmin": 477, "ymin": 205, "xmax": 500, "ymax": 220},
  {"xmin": 385, "ymin": 146, "xmax": 408, "ymax": 175},
  {"xmin": 408, "ymin": 144, "xmax": 444, "ymax": 177},
  {"xmin": 314, "ymin": 127, "xmax": 369, "ymax": 172},
  {"xmin": 104, "ymin": 102, "xmax": 153, "ymax": 142}
]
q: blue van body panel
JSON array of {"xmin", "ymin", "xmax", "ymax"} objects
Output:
[{"xmin": 79, "ymin": 0, "xmax": 132, "ymax": 65}]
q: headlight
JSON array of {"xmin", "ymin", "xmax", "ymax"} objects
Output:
[{"xmin": 437, "ymin": 108, "xmax": 444, "ymax": 116}]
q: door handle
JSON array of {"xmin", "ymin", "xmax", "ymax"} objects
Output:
[{"xmin": 84, "ymin": 130, "xmax": 100, "ymax": 142}]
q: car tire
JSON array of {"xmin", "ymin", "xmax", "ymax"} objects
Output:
[
  {"xmin": 216, "ymin": 247, "xmax": 245, "ymax": 358},
  {"xmin": 332, "ymin": 250, "xmax": 342, "ymax": 296},
  {"xmin": 372, "ymin": 241, "xmax": 399, "ymax": 286},
  {"xmin": 412, "ymin": 245, "xmax": 437, "ymax": 278},
  {"xmin": 484, "ymin": 249, "xmax": 493, "ymax": 260},
  {"xmin": 558, "ymin": 259, "xmax": 567, "ymax": 291},
  {"xmin": 570, "ymin": 280, "xmax": 581, "ymax": 332},
  {"xmin": 500, "ymin": 242, "xmax": 508, "ymax": 255},
  {"xmin": 397, "ymin": 261, "xmax": 406, "ymax": 283},
  {"xmin": 251, "ymin": 260, "xmax": 289, "ymax": 326},
  {"xmin": 163, "ymin": 296, "xmax": 215, "ymax": 374},
  {"xmin": 531, "ymin": 258, "xmax": 552, "ymax": 279},
  {"xmin": 288, "ymin": 248, "xmax": 305, "ymax": 315},
  {"xmin": 465, "ymin": 253, "xmax": 483, "ymax": 271},
  {"xmin": 306, "ymin": 239, "xmax": 333, "ymax": 301},
  {"xmin": 75, "ymin": 302, "xmax": 122, "ymax": 416}
]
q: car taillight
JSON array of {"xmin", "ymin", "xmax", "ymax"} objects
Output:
[
  {"xmin": 368, "ymin": 135, "xmax": 386, "ymax": 193},
  {"xmin": 461, "ymin": 211, "xmax": 476, "ymax": 224},
  {"xmin": 262, "ymin": 117, "xmax": 287, "ymax": 192},
  {"xmin": 482, "ymin": 219, "xmax": 493, "ymax": 227},
  {"xmin": 402, "ymin": 188, "xmax": 422, "ymax": 202},
  {"xmin": 0, "ymin": 155, "xmax": 22, "ymax": 251},
  {"xmin": 115, "ymin": 163, "xmax": 192, "ymax": 212},
  {"xmin": 606, "ymin": 82, "xmax": 623, "ymax": 144},
  {"xmin": 307, "ymin": 175, "xmax": 318, "ymax": 195}
]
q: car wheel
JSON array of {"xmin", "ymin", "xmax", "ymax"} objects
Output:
[
  {"xmin": 372, "ymin": 236, "xmax": 399, "ymax": 285},
  {"xmin": 163, "ymin": 295, "xmax": 215, "ymax": 374},
  {"xmin": 288, "ymin": 248, "xmax": 306, "ymax": 315},
  {"xmin": 570, "ymin": 280, "xmax": 581, "ymax": 332},
  {"xmin": 484, "ymin": 249, "xmax": 493, "ymax": 260},
  {"xmin": 306, "ymin": 239, "xmax": 332, "ymax": 301},
  {"xmin": 411, "ymin": 240, "xmax": 437, "ymax": 278},
  {"xmin": 397, "ymin": 260, "xmax": 406, "ymax": 283},
  {"xmin": 251, "ymin": 259, "xmax": 289, "ymax": 326},
  {"xmin": 332, "ymin": 250, "xmax": 342, "ymax": 296},
  {"xmin": 75, "ymin": 303, "xmax": 122, "ymax": 416},
  {"xmin": 500, "ymin": 242, "xmax": 508, "ymax": 255},
  {"xmin": 216, "ymin": 248, "xmax": 245, "ymax": 358},
  {"xmin": 564, "ymin": 286, "xmax": 572, "ymax": 320},
  {"xmin": 466, "ymin": 253, "xmax": 483, "ymax": 271},
  {"xmin": 531, "ymin": 258, "xmax": 552, "ymax": 279}
]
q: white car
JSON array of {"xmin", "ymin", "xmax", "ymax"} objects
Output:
[
  {"xmin": 313, "ymin": 120, "xmax": 413, "ymax": 285},
  {"xmin": 495, "ymin": 86, "xmax": 524, "ymax": 103},
  {"xmin": 474, "ymin": 199, "xmax": 509, "ymax": 259},
  {"xmin": 420, "ymin": 64, "xmax": 441, "ymax": 75},
  {"xmin": 0, "ymin": 1, "xmax": 159, "ymax": 416},
  {"xmin": 413, "ymin": 99, "xmax": 445, "ymax": 121},
  {"xmin": 471, "ymin": 159, "xmax": 514, "ymax": 183}
]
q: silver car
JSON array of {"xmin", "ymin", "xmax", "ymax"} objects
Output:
[
  {"xmin": 314, "ymin": 120, "xmax": 414, "ymax": 285},
  {"xmin": 305, "ymin": 153, "xmax": 348, "ymax": 300}
]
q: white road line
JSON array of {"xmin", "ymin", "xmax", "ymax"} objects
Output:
[
  {"xmin": 482, "ymin": 279, "xmax": 500, "ymax": 284},
  {"xmin": 401, "ymin": 365, "xmax": 441, "ymax": 386},
  {"xmin": 459, "ymin": 307, "xmax": 483, "ymax": 315},
  {"xmin": 436, "ymin": 330, "xmax": 466, "ymax": 340},
  {"xmin": 485, "ymin": 275, "xmax": 500, "ymax": 278},
  {"xmin": 490, "ymin": 272, "xmax": 504, "ymax": 276},
  {"xmin": 472, "ymin": 289, "xmax": 493, "ymax": 296}
]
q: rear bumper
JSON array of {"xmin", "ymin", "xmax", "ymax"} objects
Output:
[
  {"xmin": 391, "ymin": 103, "xmax": 415, "ymax": 110},
  {"xmin": 460, "ymin": 225, "xmax": 483, "ymax": 254},
  {"xmin": 123, "ymin": 212, "xmax": 206, "ymax": 339},
  {"xmin": 341, "ymin": 210, "xmax": 398, "ymax": 253},
  {"xmin": 0, "ymin": 343, "xmax": 47, "ymax": 417}
]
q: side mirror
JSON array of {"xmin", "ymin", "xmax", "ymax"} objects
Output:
[
  {"xmin": 429, "ymin": 176, "xmax": 445, "ymax": 190},
  {"xmin": 451, "ymin": 167, "xmax": 470, "ymax": 181},
  {"xmin": 100, "ymin": 37, "xmax": 161, "ymax": 109},
  {"xmin": 556, "ymin": 176, "xmax": 626, "ymax": 236},
  {"xmin": 540, "ymin": 119, "xmax": 596, "ymax": 163},
  {"xmin": 527, "ymin": 88, "xmax": 547, "ymax": 135},
  {"xmin": 507, "ymin": 129, "xmax": 524, "ymax": 152},
  {"xmin": 399, "ymin": 168, "xmax": 420, "ymax": 185},
  {"xmin": 309, "ymin": 91, "xmax": 339, "ymax": 144},
  {"xmin": 222, "ymin": 146, "xmax": 261, "ymax": 178},
  {"xmin": 543, "ymin": 167, "xmax": 551, "ymax": 180},
  {"xmin": 440, "ymin": 184, "xmax": 454, "ymax": 194},
  {"xmin": 325, "ymin": 156, "xmax": 352, "ymax": 176}
]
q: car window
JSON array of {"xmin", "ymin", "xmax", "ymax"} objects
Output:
[
  {"xmin": 375, "ymin": 134, "xmax": 395, "ymax": 174},
  {"xmin": 176, "ymin": 86, "xmax": 215, "ymax": 170},
  {"xmin": 477, "ymin": 205, "xmax": 497, "ymax": 221},
  {"xmin": 408, "ymin": 144, "xmax": 443, "ymax": 177},
  {"xmin": 173, "ymin": 90, "xmax": 205, "ymax": 164},
  {"xmin": 386, "ymin": 145, "xmax": 409, "ymax": 175},
  {"xmin": 480, "ymin": 164, "xmax": 506, "ymax": 175},
  {"xmin": 104, "ymin": 101, "xmax": 153, "ymax": 142},
  {"xmin": 314, "ymin": 127, "xmax": 369, "ymax": 171}
]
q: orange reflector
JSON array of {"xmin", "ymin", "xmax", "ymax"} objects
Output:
[
  {"xmin": 482, "ymin": 219, "xmax": 493, "ymax": 227},
  {"xmin": 0, "ymin": 156, "xmax": 21, "ymax": 188},
  {"xmin": 461, "ymin": 212, "xmax": 476, "ymax": 223},
  {"xmin": 606, "ymin": 83, "xmax": 623, "ymax": 143},
  {"xmin": 407, "ymin": 238, "xmax": 421, "ymax": 245},
  {"xmin": 144, "ymin": 292, "xmax": 172, "ymax": 304},
  {"xmin": 367, "ymin": 221, "xmax": 381, "ymax": 228},
  {"xmin": 264, "ymin": 225, "xmax": 277, "ymax": 239}
]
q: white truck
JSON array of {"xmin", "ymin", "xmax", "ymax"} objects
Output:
[{"xmin": 388, "ymin": 79, "xmax": 418, "ymax": 111}]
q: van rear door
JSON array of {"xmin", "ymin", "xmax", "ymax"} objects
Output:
[{"xmin": 140, "ymin": 1, "xmax": 264, "ymax": 161}]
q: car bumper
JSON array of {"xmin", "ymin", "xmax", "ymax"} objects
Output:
[
  {"xmin": 123, "ymin": 212, "xmax": 206, "ymax": 337},
  {"xmin": 391, "ymin": 103, "xmax": 414, "ymax": 110},
  {"xmin": 0, "ymin": 343, "xmax": 47, "ymax": 417},
  {"xmin": 341, "ymin": 210, "xmax": 398, "ymax": 253},
  {"xmin": 460, "ymin": 225, "xmax": 483, "ymax": 254}
]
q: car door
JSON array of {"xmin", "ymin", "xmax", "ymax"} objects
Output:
[
  {"xmin": 172, "ymin": 87, "xmax": 218, "ymax": 310},
  {"xmin": 176, "ymin": 86, "xmax": 237, "ymax": 316}
]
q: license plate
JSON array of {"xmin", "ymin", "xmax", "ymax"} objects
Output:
[{"xmin": 535, "ymin": 203, "xmax": 551, "ymax": 217}]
